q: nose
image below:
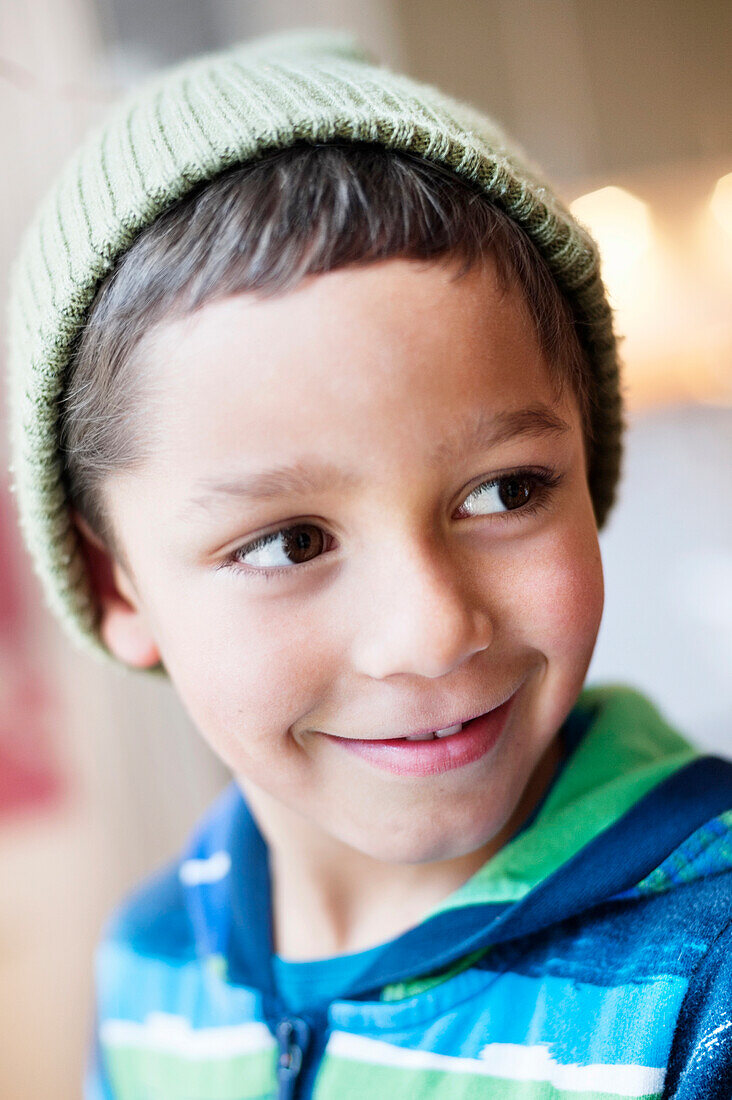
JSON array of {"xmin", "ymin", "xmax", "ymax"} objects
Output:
[{"xmin": 350, "ymin": 536, "xmax": 494, "ymax": 680}]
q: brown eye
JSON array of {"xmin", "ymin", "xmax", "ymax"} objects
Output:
[
  {"xmin": 497, "ymin": 476, "xmax": 533, "ymax": 510},
  {"xmin": 281, "ymin": 525, "xmax": 327, "ymax": 564},
  {"xmin": 232, "ymin": 523, "xmax": 330, "ymax": 571},
  {"xmin": 460, "ymin": 473, "xmax": 543, "ymax": 517}
]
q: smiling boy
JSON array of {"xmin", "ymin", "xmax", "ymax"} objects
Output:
[
  {"xmin": 7, "ymin": 30, "xmax": 732, "ymax": 1100},
  {"xmin": 92, "ymin": 257, "xmax": 600, "ymax": 917}
]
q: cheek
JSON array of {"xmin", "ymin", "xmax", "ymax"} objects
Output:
[
  {"xmin": 155, "ymin": 592, "xmax": 338, "ymax": 766},
  {"xmin": 504, "ymin": 522, "xmax": 604, "ymax": 660},
  {"xmin": 546, "ymin": 534, "xmax": 604, "ymax": 657}
]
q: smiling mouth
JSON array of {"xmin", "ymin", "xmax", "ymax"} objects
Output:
[
  {"xmin": 338, "ymin": 715, "xmax": 478, "ymax": 745},
  {"xmin": 323, "ymin": 716, "xmax": 475, "ymax": 744},
  {"xmin": 393, "ymin": 722, "xmax": 465, "ymax": 741},
  {"xmin": 322, "ymin": 693, "xmax": 519, "ymax": 777},
  {"xmin": 323, "ymin": 686, "xmax": 521, "ymax": 744}
]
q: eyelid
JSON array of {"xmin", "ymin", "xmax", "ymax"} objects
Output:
[
  {"xmin": 455, "ymin": 465, "xmax": 560, "ymax": 514},
  {"xmin": 218, "ymin": 465, "xmax": 562, "ymax": 579}
]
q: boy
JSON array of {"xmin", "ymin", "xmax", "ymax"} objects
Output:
[{"xmin": 6, "ymin": 29, "xmax": 732, "ymax": 1100}]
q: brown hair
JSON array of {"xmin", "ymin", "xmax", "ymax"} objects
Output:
[{"xmin": 59, "ymin": 141, "xmax": 590, "ymax": 562}]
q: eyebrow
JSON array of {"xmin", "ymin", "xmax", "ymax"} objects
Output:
[{"xmin": 181, "ymin": 403, "xmax": 570, "ymax": 518}]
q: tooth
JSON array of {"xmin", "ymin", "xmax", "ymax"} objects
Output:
[
  {"xmin": 434, "ymin": 723, "xmax": 463, "ymax": 738},
  {"xmin": 404, "ymin": 730, "xmax": 436, "ymax": 741}
]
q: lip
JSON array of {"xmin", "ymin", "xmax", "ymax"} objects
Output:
[
  {"xmin": 377, "ymin": 704, "xmax": 503, "ymax": 741},
  {"xmin": 324, "ymin": 690, "xmax": 518, "ymax": 777}
]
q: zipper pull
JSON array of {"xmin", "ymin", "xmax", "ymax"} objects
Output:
[{"xmin": 275, "ymin": 1015, "xmax": 310, "ymax": 1099}]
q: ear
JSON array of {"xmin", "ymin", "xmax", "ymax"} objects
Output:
[{"xmin": 72, "ymin": 510, "xmax": 162, "ymax": 669}]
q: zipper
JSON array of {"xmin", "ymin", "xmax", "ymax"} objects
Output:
[{"xmin": 275, "ymin": 1015, "xmax": 311, "ymax": 1099}]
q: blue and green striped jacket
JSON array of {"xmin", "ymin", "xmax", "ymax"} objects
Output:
[{"xmin": 86, "ymin": 686, "xmax": 732, "ymax": 1098}]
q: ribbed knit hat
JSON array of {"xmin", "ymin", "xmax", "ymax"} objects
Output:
[{"xmin": 5, "ymin": 28, "xmax": 622, "ymax": 674}]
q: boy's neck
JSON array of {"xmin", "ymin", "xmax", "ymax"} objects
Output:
[{"xmin": 238, "ymin": 733, "xmax": 563, "ymax": 961}]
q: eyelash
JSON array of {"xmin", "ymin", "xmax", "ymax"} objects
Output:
[{"xmin": 216, "ymin": 467, "xmax": 563, "ymax": 581}]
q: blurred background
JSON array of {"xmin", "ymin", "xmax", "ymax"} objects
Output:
[{"xmin": 1, "ymin": 1, "xmax": 730, "ymax": 1096}]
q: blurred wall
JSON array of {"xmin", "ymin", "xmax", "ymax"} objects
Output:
[
  {"xmin": 589, "ymin": 403, "xmax": 732, "ymax": 753},
  {"xmin": 96, "ymin": 0, "xmax": 732, "ymax": 183},
  {"xmin": 395, "ymin": 0, "xmax": 731, "ymax": 183},
  {"xmin": 0, "ymin": 4, "xmax": 230, "ymax": 1098}
]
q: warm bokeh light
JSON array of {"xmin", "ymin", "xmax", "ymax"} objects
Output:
[
  {"xmin": 570, "ymin": 185, "xmax": 653, "ymax": 297},
  {"xmin": 709, "ymin": 171, "xmax": 732, "ymax": 237},
  {"xmin": 565, "ymin": 165, "xmax": 732, "ymax": 409}
]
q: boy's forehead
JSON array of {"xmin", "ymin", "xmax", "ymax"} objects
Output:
[
  {"xmin": 143, "ymin": 255, "xmax": 510, "ymax": 364},
  {"xmin": 182, "ymin": 405, "xmax": 572, "ymax": 519},
  {"xmin": 134, "ymin": 260, "xmax": 576, "ymax": 497},
  {"xmin": 143, "ymin": 258, "xmax": 549, "ymax": 397}
]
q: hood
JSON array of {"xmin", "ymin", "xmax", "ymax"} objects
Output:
[{"xmin": 177, "ymin": 685, "xmax": 732, "ymax": 1006}]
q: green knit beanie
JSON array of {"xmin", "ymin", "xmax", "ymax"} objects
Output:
[{"xmin": 5, "ymin": 28, "xmax": 622, "ymax": 675}]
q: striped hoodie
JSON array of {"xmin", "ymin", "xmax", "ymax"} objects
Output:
[{"xmin": 86, "ymin": 685, "xmax": 732, "ymax": 1099}]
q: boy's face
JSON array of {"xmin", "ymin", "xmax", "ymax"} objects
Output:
[{"xmin": 90, "ymin": 257, "xmax": 603, "ymax": 865}]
